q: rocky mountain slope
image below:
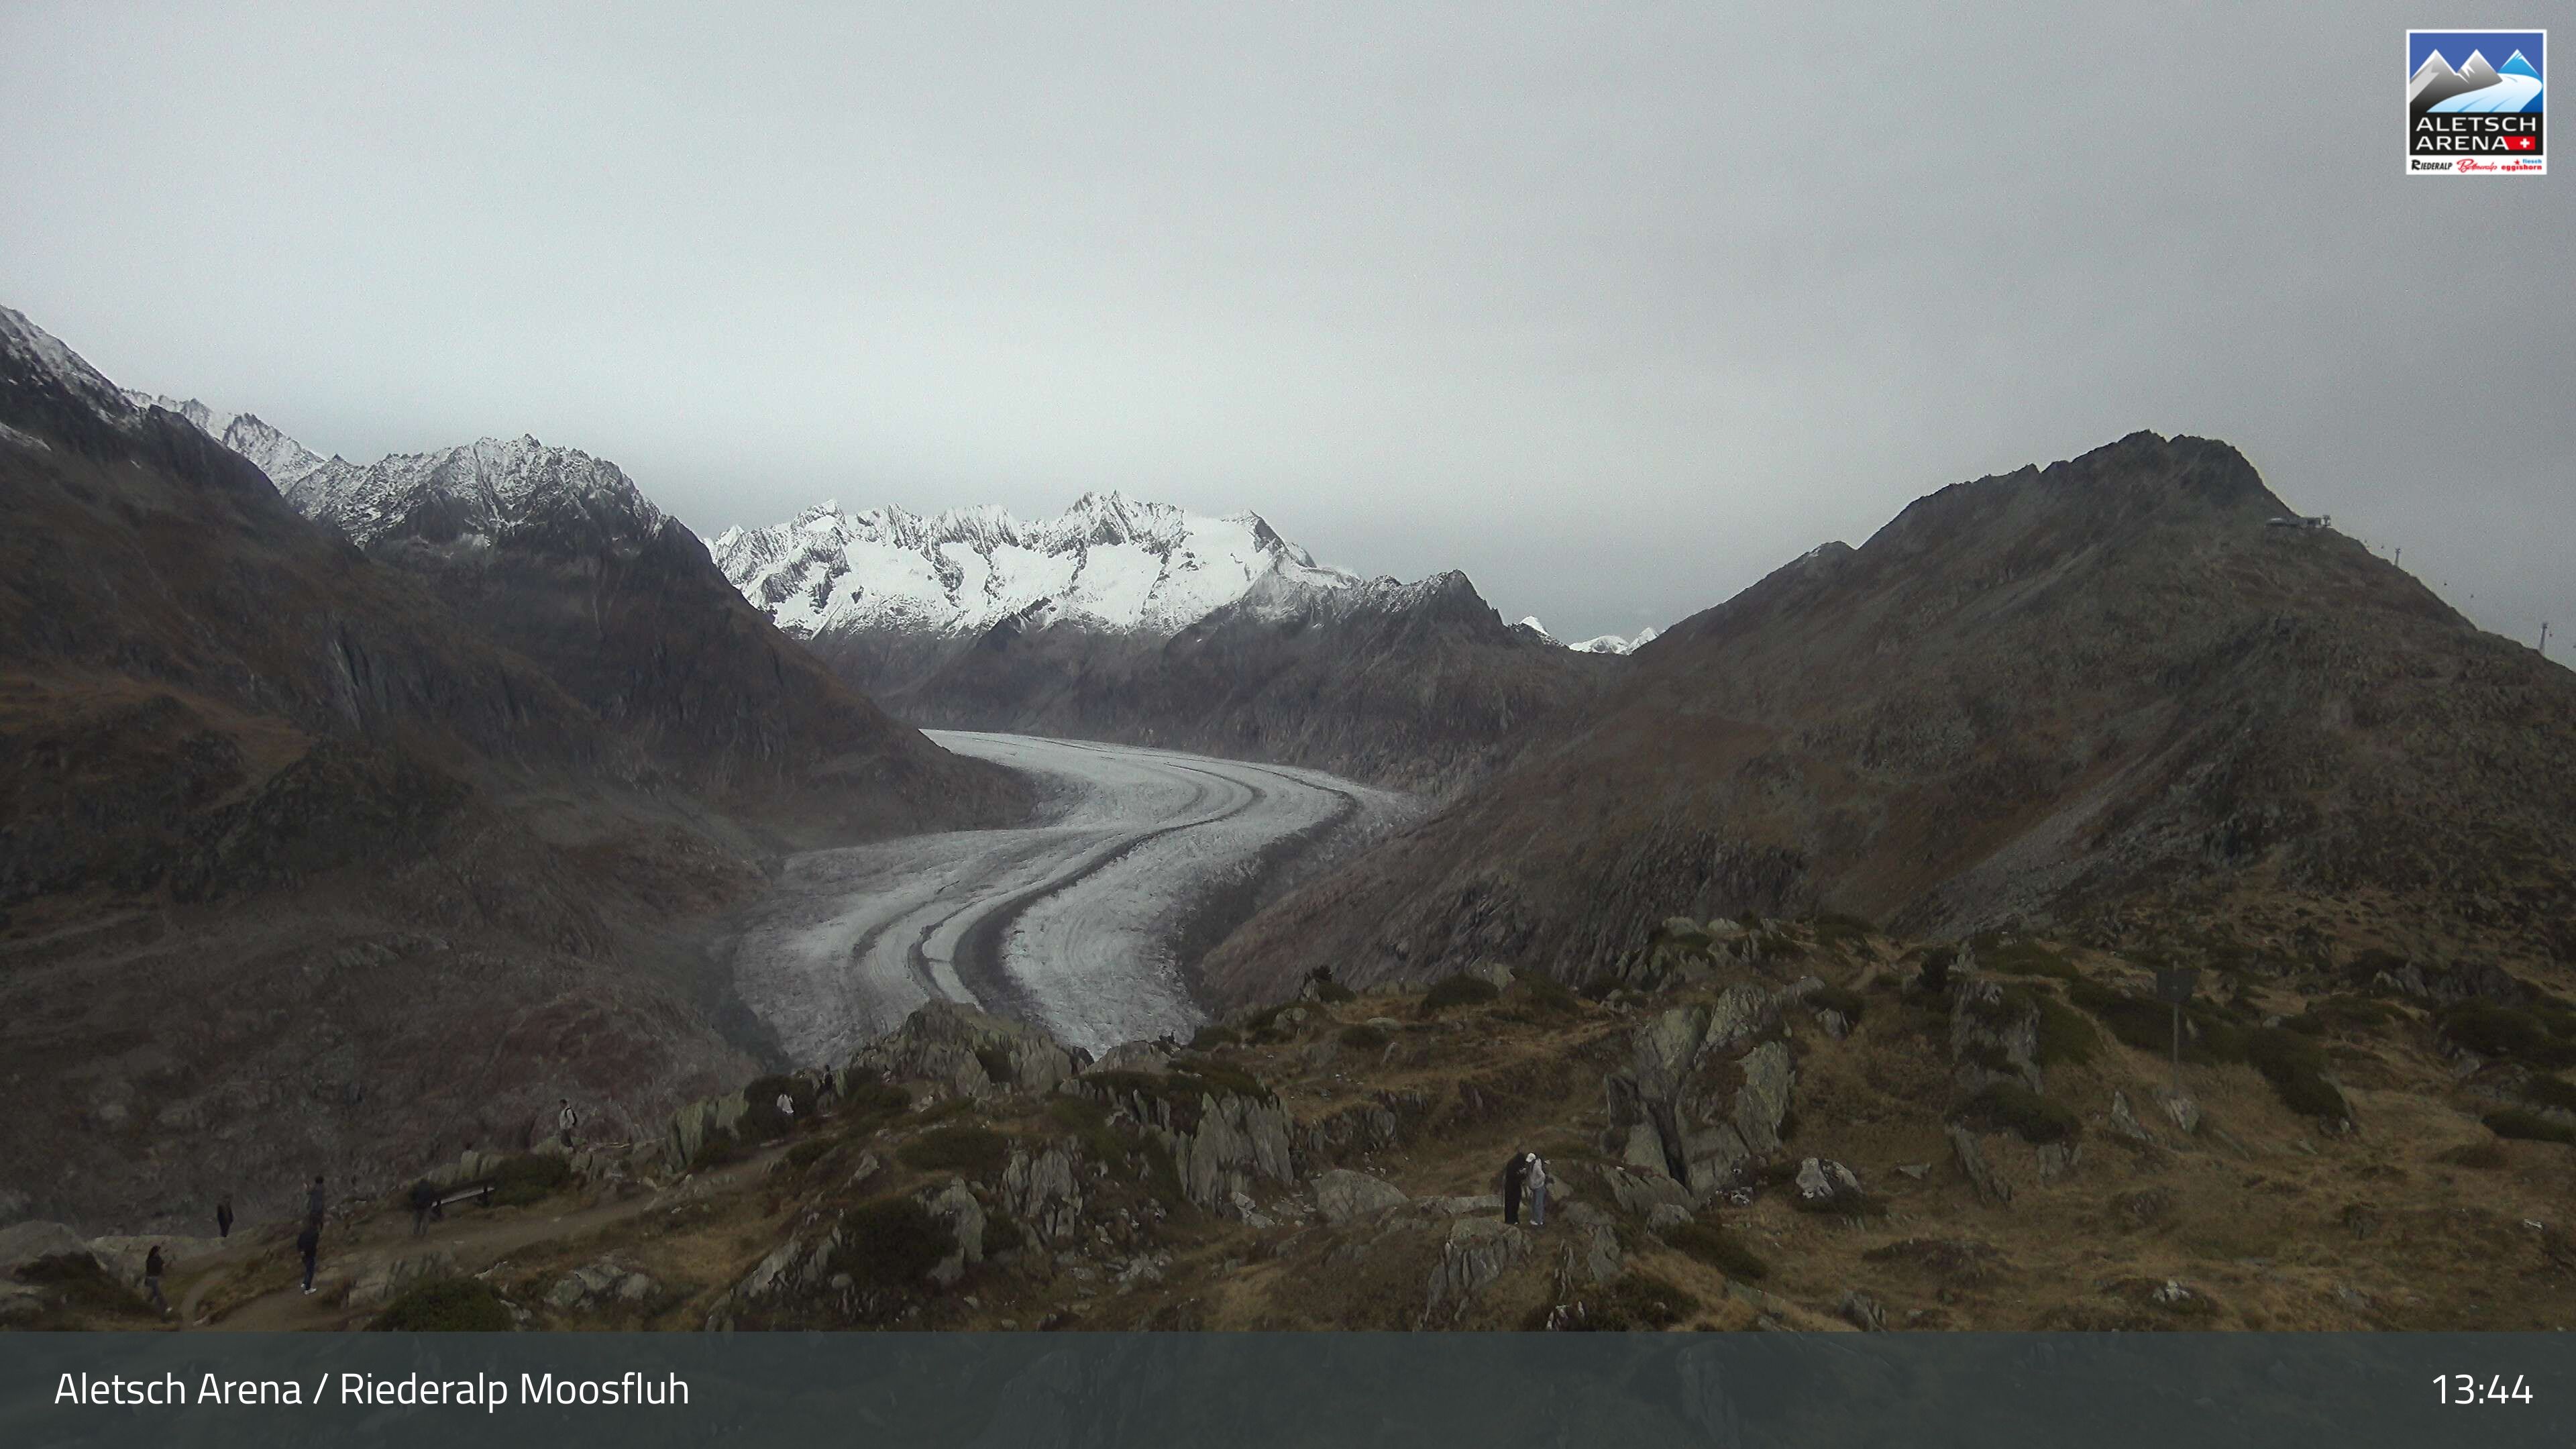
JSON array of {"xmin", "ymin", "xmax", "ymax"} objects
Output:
[
  {"xmin": 144, "ymin": 414, "xmax": 1027, "ymax": 845},
  {"xmin": 44, "ymin": 914, "xmax": 2576, "ymax": 1334},
  {"xmin": 716, "ymin": 495, "xmax": 1622, "ymax": 794},
  {"xmin": 1200, "ymin": 431, "xmax": 2576, "ymax": 1008},
  {"xmin": 0, "ymin": 305, "xmax": 1024, "ymax": 1234}
]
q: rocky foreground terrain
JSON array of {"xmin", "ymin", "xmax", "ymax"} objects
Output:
[{"xmin": 22, "ymin": 912, "xmax": 2573, "ymax": 1332}]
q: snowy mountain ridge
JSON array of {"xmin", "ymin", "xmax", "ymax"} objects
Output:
[
  {"xmin": 712, "ymin": 493, "xmax": 1362, "ymax": 642},
  {"xmin": 276, "ymin": 435, "xmax": 667, "ymax": 549},
  {"xmin": 121, "ymin": 390, "xmax": 330, "ymax": 489}
]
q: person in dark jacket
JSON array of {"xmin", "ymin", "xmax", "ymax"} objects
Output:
[
  {"xmin": 1500, "ymin": 1151, "xmax": 1528, "ymax": 1224},
  {"xmin": 143, "ymin": 1244, "xmax": 169, "ymax": 1318},
  {"xmin": 215, "ymin": 1195, "xmax": 233, "ymax": 1239},
  {"xmin": 409, "ymin": 1179, "xmax": 438, "ymax": 1238},
  {"xmin": 305, "ymin": 1174, "xmax": 327, "ymax": 1228},
  {"xmin": 296, "ymin": 1222, "xmax": 320, "ymax": 1295}
]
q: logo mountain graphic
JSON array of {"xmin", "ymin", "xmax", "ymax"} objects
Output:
[{"xmin": 2410, "ymin": 45, "xmax": 2545, "ymax": 117}]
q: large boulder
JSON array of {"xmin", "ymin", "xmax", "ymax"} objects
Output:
[
  {"xmin": 0, "ymin": 1221, "xmax": 87, "ymax": 1273},
  {"xmin": 1313, "ymin": 1169, "xmax": 1409, "ymax": 1224},
  {"xmin": 849, "ymin": 999, "xmax": 1087, "ymax": 1099}
]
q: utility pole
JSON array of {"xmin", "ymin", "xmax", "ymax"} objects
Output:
[{"xmin": 2156, "ymin": 968, "xmax": 2200, "ymax": 1097}]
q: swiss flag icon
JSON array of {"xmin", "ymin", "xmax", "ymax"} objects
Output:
[{"xmin": 2505, "ymin": 135, "xmax": 2538, "ymax": 152}]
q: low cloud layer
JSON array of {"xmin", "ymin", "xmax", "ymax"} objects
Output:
[{"xmin": 3, "ymin": 1, "xmax": 2564, "ymax": 650}]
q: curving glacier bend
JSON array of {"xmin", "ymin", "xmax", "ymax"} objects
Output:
[{"xmin": 726, "ymin": 733, "xmax": 1413, "ymax": 1064}]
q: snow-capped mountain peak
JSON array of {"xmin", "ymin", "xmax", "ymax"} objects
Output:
[
  {"xmin": 276, "ymin": 433, "xmax": 667, "ymax": 549},
  {"xmin": 1569, "ymin": 624, "xmax": 1661, "ymax": 655},
  {"xmin": 714, "ymin": 494, "xmax": 1361, "ymax": 642}
]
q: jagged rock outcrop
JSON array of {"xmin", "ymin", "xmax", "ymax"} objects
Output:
[
  {"xmin": 1948, "ymin": 1124, "xmax": 2014, "ymax": 1208},
  {"xmin": 1000, "ymin": 1145, "xmax": 1085, "ymax": 1245},
  {"xmin": 1951, "ymin": 979, "xmax": 2044, "ymax": 1093},
  {"xmin": 1601, "ymin": 982, "xmax": 1805, "ymax": 1196},
  {"xmin": 850, "ymin": 1000, "xmax": 1087, "ymax": 1101},
  {"xmin": 1422, "ymin": 1218, "xmax": 1532, "ymax": 1324}
]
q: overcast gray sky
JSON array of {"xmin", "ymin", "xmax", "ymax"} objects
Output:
[{"xmin": 3, "ymin": 1, "xmax": 2567, "ymax": 649}]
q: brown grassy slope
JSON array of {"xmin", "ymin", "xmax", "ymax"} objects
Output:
[{"xmin": 1199, "ymin": 432, "xmax": 2576, "ymax": 1006}]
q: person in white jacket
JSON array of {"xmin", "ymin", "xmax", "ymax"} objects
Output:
[{"xmin": 1525, "ymin": 1152, "xmax": 1550, "ymax": 1228}]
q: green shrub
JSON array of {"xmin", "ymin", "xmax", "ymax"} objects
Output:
[
  {"xmin": 1972, "ymin": 934, "xmax": 2078, "ymax": 980},
  {"xmin": 981, "ymin": 1212, "xmax": 1025, "ymax": 1256},
  {"xmin": 2443, "ymin": 1005, "xmax": 2576, "ymax": 1066},
  {"xmin": 2031, "ymin": 993, "xmax": 2100, "ymax": 1067},
  {"xmin": 2522, "ymin": 1075, "xmax": 2576, "ymax": 1114},
  {"xmin": 739, "ymin": 1073, "xmax": 816, "ymax": 1141},
  {"xmin": 1811, "ymin": 912, "xmax": 1876, "ymax": 947},
  {"xmin": 785, "ymin": 1137, "xmax": 833, "ymax": 1175},
  {"xmin": 837, "ymin": 1075, "xmax": 914, "ymax": 1119},
  {"xmin": 826, "ymin": 1197, "xmax": 953, "ymax": 1289},
  {"xmin": 2245, "ymin": 1027, "xmax": 2352, "ymax": 1122},
  {"xmin": 1917, "ymin": 947, "xmax": 1957, "ymax": 993},
  {"xmin": 1590, "ymin": 1272, "xmax": 1699, "ymax": 1329},
  {"xmin": 973, "ymin": 1046, "xmax": 1016, "ymax": 1086},
  {"xmin": 1513, "ymin": 970, "xmax": 1582, "ymax": 1016},
  {"xmin": 370, "ymin": 1277, "xmax": 511, "ymax": 1332},
  {"xmin": 1188, "ymin": 1024, "xmax": 1242, "ymax": 1051},
  {"xmin": 1046, "ymin": 1094, "xmax": 1128, "ymax": 1165},
  {"xmin": 1421, "ymin": 974, "xmax": 1501, "ymax": 1016},
  {"xmin": 2485, "ymin": 1110, "xmax": 2576, "ymax": 1145},
  {"xmin": 1339, "ymin": 1024, "xmax": 1390, "ymax": 1052},
  {"xmin": 898, "ymin": 1126, "xmax": 1012, "ymax": 1177},
  {"xmin": 488, "ymin": 1154, "xmax": 572, "ymax": 1208},
  {"xmin": 1950, "ymin": 1082, "xmax": 2082, "ymax": 1144},
  {"xmin": 1666, "ymin": 1222, "xmax": 1770, "ymax": 1281}
]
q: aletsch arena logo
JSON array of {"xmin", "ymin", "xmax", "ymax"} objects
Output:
[{"xmin": 2408, "ymin": 29, "xmax": 2545, "ymax": 175}]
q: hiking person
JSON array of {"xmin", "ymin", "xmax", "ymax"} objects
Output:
[
  {"xmin": 409, "ymin": 1179, "xmax": 438, "ymax": 1238},
  {"xmin": 557, "ymin": 1098, "xmax": 578, "ymax": 1149},
  {"xmin": 1500, "ymin": 1150, "xmax": 1529, "ymax": 1224},
  {"xmin": 295, "ymin": 1221, "xmax": 320, "ymax": 1295},
  {"xmin": 214, "ymin": 1194, "xmax": 233, "ymax": 1239},
  {"xmin": 143, "ymin": 1244, "xmax": 169, "ymax": 1318},
  {"xmin": 305, "ymin": 1174, "xmax": 327, "ymax": 1228},
  {"xmin": 776, "ymin": 1089, "xmax": 796, "ymax": 1126},
  {"xmin": 1525, "ymin": 1152, "xmax": 1551, "ymax": 1228}
]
